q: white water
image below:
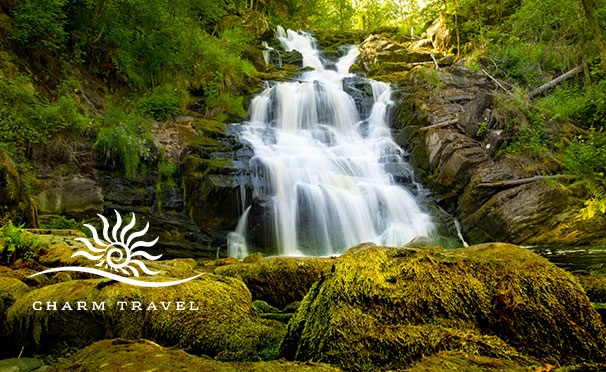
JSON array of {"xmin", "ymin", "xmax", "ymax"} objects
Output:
[{"xmin": 228, "ymin": 27, "xmax": 434, "ymax": 259}]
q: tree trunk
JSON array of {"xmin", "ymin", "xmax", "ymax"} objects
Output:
[{"xmin": 579, "ymin": 0, "xmax": 606, "ymax": 69}]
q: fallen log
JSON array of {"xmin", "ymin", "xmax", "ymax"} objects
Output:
[
  {"xmin": 528, "ymin": 66, "xmax": 583, "ymax": 99},
  {"xmin": 419, "ymin": 118, "xmax": 459, "ymax": 131},
  {"xmin": 477, "ymin": 174, "xmax": 577, "ymax": 188}
]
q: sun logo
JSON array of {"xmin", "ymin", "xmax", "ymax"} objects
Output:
[
  {"xmin": 29, "ymin": 210, "xmax": 204, "ymax": 287},
  {"xmin": 74, "ymin": 210, "xmax": 161, "ymax": 277}
]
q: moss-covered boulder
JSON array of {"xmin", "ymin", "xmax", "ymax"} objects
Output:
[
  {"xmin": 576, "ymin": 274, "xmax": 606, "ymax": 303},
  {"xmin": 280, "ymin": 243, "xmax": 606, "ymax": 371},
  {"xmin": 214, "ymin": 257, "xmax": 335, "ymax": 310},
  {"xmin": 3, "ymin": 274, "xmax": 285, "ymax": 360},
  {"xmin": 407, "ymin": 351, "xmax": 529, "ymax": 372},
  {"xmin": 47, "ymin": 338, "xmax": 341, "ymax": 372}
]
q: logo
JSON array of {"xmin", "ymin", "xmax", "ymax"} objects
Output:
[{"xmin": 29, "ymin": 210, "xmax": 203, "ymax": 287}]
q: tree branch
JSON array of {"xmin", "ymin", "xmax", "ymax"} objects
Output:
[
  {"xmin": 477, "ymin": 174, "xmax": 578, "ymax": 188},
  {"xmin": 481, "ymin": 69, "xmax": 513, "ymax": 95},
  {"xmin": 419, "ymin": 118, "xmax": 459, "ymax": 131},
  {"xmin": 528, "ymin": 66, "xmax": 583, "ymax": 99}
]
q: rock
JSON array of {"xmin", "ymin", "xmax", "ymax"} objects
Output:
[
  {"xmin": 0, "ymin": 149, "xmax": 36, "ymax": 227},
  {"xmin": 34, "ymin": 176, "xmax": 104, "ymax": 220},
  {"xmin": 393, "ymin": 63, "xmax": 605, "ymax": 245},
  {"xmin": 575, "ymin": 274, "xmax": 606, "ymax": 303},
  {"xmin": 411, "ymin": 128, "xmax": 490, "ymax": 195},
  {"xmin": 0, "ymin": 276, "xmax": 30, "ymax": 306},
  {"xmin": 0, "ymin": 358, "xmax": 44, "ymax": 372},
  {"xmin": 407, "ymin": 351, "xmax": 528, "ymax": 372},
  {"xmin": 460, "ymin": 178, "xmax": 571, "ymax": 244},
  {"xmin": 46, "ymin": 338, "xmax": 340, "ymax": 372},
  {"xmin": 459, "ymin": 93, "xmax": 493, "ymax": 138},
  {"xmin": 243, "ymin": 252, "xmax": 264, "ymax": 264},
  {"xmin": 3, "ymin": 274, "xmax": 285, "ymax": 361},
  {"xmin": 218, "ymin": 9, "xmax": 270, "ymax": 41},
  {"xmin": 215, "ymin": 257, "xmax": 334, "ymax": 310},
  {"xmin": 0, "ymin": 148, "xmax": 20, "ymax": 208},
  {"xmin": 425, "ymin": 15, "xmax": 451, "ymax": 51},
  {"xmin": 358, "ymin": 35, "xmax": 440, "ymax": 74},
  {"xmin": 280, "ymin": 244, "xmax": 606, "ymax": 370}
]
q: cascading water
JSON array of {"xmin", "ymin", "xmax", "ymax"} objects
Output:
[{"xmin": 228, "ymin": 27, "xmax": 434, "ymax": 258}]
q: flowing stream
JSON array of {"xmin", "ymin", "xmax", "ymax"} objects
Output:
[{"xmin": 228, "ymin": 27, "xmax": 434, "ymax": 258}]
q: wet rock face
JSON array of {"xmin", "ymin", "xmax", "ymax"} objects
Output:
[
  {"xmin": 381, "ymin": 61, "xmax": 604, "ymax": 246},
  {"xmin": 281, "ymin": 244, "xmax": 606, "ymax": 371}
]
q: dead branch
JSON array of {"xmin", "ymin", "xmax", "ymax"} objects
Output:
[
  {"xmin": 528, "ymin": 66, "xmax": 583, "ymax": 99},
  {"xmin": 477, "ymin": 174, "xmax": 578, "ymax": 188},
  {"xmin": 419, "ymin": 118, "xmax": 459, "ymax": 131},
  {"xmin": 481, "ymin": 69, "xmax": 513, "ymax": 95}
]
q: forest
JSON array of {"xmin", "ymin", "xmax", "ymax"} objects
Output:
[{"xmin": 0, "ymin": 0, "xmax": 605, "ymax": 226}]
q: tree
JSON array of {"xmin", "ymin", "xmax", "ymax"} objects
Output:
[{"xmin": 578, "ymin": 0, "xmax": 606, "ymax": 69}]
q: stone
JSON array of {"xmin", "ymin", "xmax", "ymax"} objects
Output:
[
  {"xmin": 426, "ymin": 15, "xmax": 451, "ymax": 51},
  {"xmin": 3, "ymin": 274, "xmax": 285, "ymax": 361},
  {"xmin": 46, "ymin": 339, "xmax": 340, "ymax": 372},
  {"xmin": 0, "ymin": 358, "xmax": 44, "ymax": 372},
  {"xmin": 34, "ymin": 176, "xmax": 104, "ymax": 219},
  {"xmin": 280, "ymin": 244, "xmax": 606, "ymax": 370},
  {"xmin": 215, "ymin": 257, "xmax": 334, "ymax": 310}
]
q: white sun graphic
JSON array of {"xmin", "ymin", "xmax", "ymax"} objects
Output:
[{"xmin": 74, "ymin": 210, "xmax": 161, "ymax": 277}]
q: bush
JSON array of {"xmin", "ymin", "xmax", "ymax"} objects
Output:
[
  {"xmin": 95, "ymin": 106, "xmax": 151, "ymax": 179},
  {"xmin": 139, "ymin": 86, "xmax": 182, "ymax": 121},
  {"xmin": 39, "ymin": 216, "xmax": 81, "ymax": 230},
  {"xmin": 563, "ymin": 128, "xmax": 606, "ymax": 177},
  {"xmin": 10, "ymin": 0, "xmax": 68, "ymax": 53},
  {"xmin": 0, "ymin": 221, "xmax": 41, "ymax": 265},
  {"xmin": 489, "ymin": 43, "xmax": 565, "ymax": 87}
]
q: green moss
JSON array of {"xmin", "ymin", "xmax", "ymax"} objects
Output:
[
  {"xmin": 193, "ymin": 118, "xmax": 227, "ymax": 137},
  {"xmin": 46, "ymin": 339, "xmax": 341, "ymax": 372},
  {"xmin": 575, "ymin": 274, "xmax": 606, "ymax": 303},
  {"xmin": 407, "ymin": 351, "xmax": 530, "ymax": 372},
  {"xmin": 215, "ymin": 257, "xmax": 334, "ymax": 310},
  {"xmin": 4, "ymin": 274, "xmax": 286, "ymax": 360},
  {"xmin": 280, "ymin": 244, "xmax": 606, "ymax": 370}
]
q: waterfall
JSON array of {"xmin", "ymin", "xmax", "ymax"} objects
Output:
[{"xmin": 228, "ymin": 27, "xmax": 434, "ymax": 258}]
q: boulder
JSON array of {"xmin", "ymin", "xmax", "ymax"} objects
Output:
[
  {"xmin": 425, "ymin": 15, "xmax": 452, "ymax": 51},
  {"xmin": 47, "ymin": 338, "xmax": 340, "ymax": 372},
  {"xmin": 2, "ymin": 274, "xmax": 285, "ymax": 361},
  {"xmin": 358, "ymin": 35, "xmax": 440, "ymax": 74},
  {"xmin": 280, "ymin": 244, "xmax": 606, "ymax": 371},
  {"xmin": 34, "ymin": 176, "xmax": 104, "ymax": 219},
  {"xmin": 215, "ymin": 257, "xmax": 334, "ymax": 310}
]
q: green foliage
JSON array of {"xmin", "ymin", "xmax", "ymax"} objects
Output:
[
  {"xmin": 10, "ymin": 0, "xmax": 68, "ymax": 53},
  {"xmin": 494, "ymin": 90, "xmax": 551, "ymax": 156},
  {"xmin": 563, "ymin": 128, "xmax": 606, "ymax": 177},
  {"xmin": 573, "ymin": 79, "xmax": 606, "ymax": 129},
  {"xmin": 0, "ymin": 69, "xmax": 89, "ymax": 157},
  {"xmin": 39, "ymin": 216, "xmax": 82, "ymax": 230},
  {"xmin": 95, "ymin": 106, "xmax": 151, "ymax": 179},
  {"xmin": 139, "ymin": 86, "xmax": 182, "ymax": 121},
  {"xmin": 535, "ymin": 84, "xmax": 587, "ymax": 123},
  {"xmin": 0, "ymin": 221, "xmax": 41, "ymax": 265},
  {"xmin": 580, "ymin": 190, "xmax": 606, "ymax": 220},
  {"xmin": 489, "ymin": 42, "xmax": 567, "ymax": 88}
]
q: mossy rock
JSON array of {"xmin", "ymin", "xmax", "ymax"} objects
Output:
[
  {"xmin": 575, "ymin": 274, "xmax": 606, "ymax": 303},
  {"xmin": 407, "ymin": 351, "xmax": 530, "ymax": 371},
  {"xmin": 214, "ymin": 257, "xmax": 335, "ymax": 310},
  {"xmin": 3, "ymin": 274, "xmax": 285, "ymax": 360},
  {"xmin": 47, "ymin": 338, "xmax": 341, "ymax": 372},
  {"xmin": 280, "ymin": 243, "xmax": 606, "ymax": 371}
]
